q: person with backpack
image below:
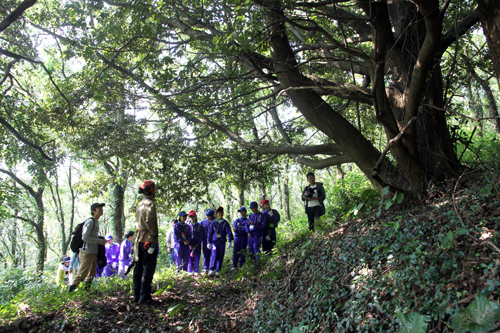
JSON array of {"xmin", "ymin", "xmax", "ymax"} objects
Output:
[
  {"xmin": 118, "ymin": 231, "xmax": 134, "ymax": 277},
  {"xmin": 133, "ymin": 180, "xmax": 160, "ymax": 306},
  {"xmin": 68, "ymin": 203, "xmax": 107, "ymax": 292}
]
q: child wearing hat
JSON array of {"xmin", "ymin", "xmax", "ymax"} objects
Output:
[
  {"xmin": 207, "ymin": 207, "xmax": 234, "ymax": 276},
  {"xmin": 232, "ymin": 207, "xmax": 249, "ymax": 269},
  {"xmin": 174, "ymin": 211, "xmax": 192, "ymax": 272},
  {"xmin": 118, "ymin": 231, "xmax": 134, "ymax": 277},
  {"xmin": 200, "ymin": 209, "xmax": 215, "ymax": 273},
  {"xmin": 188, "ymin": 210, "xmax": 203, "ymax": 274},
  {"xmin": 261, "ymin": 200, "xmax": 281, "ymax": 253},
  {"xmin": 104, "ymin": 235, "xmax": 120, "ymax": 277},
  {"xmin": 246, "ymin": 201, "xmax": 269, "ymax": 260},
  {"xmin": 56, "ymin": 256, "xmax": 72, "ymax": 285}
]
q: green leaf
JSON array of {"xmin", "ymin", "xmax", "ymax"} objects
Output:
[
  {"xmin": 450, "ymin": 294, "xmax": 500, "ymax": 333},
  {"xmin": 456, "ymin": 228, "xmax": 469, "ymax": 236},
  {"xmin": 301, "ymin": 240, "xmax": 311, "ymax": 250},
  {"xmin": 441, "ymin": 230, "xmax": 455, "ymax": 248},
  {"xmin": 396, "ymin": 312, "xmax": 430, "ymax": 333},
  {"xmin": 373, "ymin": 244, "xmax": 387, "ymax": 251},
  {"xmin": 396, "ymin": 192, "xmax": 404, "ymax": 204},
  {"xmin": 382, "ymin": 186, "xmax": 390, "ymax": 198}
]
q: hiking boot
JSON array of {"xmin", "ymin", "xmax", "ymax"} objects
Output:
[
  {"xmin": 67, "ymin": 285, "xmax": 77, "ymax": 293},
  {"xmin": 83, "ymin": 282, "xmax": 92, "ymax": 292},
  {"xmin": 139, "ymin": 299, "xmax": 160, "ymax": 307},
  {"xmin": 208, "ymin": 270, "xmax": 214, "ymax": 276}
]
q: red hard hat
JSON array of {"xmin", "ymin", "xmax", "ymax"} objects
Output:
[
  {"xmin": 188, "ymin": 210, "xmax": 197, "ymax": 217},
  {"xmin": 139, "ymin": 180, "xmax": 155, "ymax": 194},
  {"xmin": 261, "ymin": 199, "xmax": 269, "ymax": 206}
]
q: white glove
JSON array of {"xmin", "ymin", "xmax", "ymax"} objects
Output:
[
  {"xmin": 227, "ymin": 242, "xmax": 233, "ymax": 249},
  {"xmin": 112, "ymin": 262, "xmax": 117, "ymax": 269},
  {"xmin": 265, "ymin": 235, "xmax": 271, "ymax": 241},
  {"xmin": 207, "ymin": 243, "xmax": 212, "ymax": 250}
]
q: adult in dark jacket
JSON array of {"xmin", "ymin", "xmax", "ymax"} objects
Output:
[{"xmin": 301, "ymin": 172, "xmax": 326, "ymax": 231}]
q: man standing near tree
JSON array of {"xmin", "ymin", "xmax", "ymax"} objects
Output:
[
  {"xmin": 133, "ymin": 180, "xmax": 160, "ymax": 306},
  {"xmin": 68, "ymin": 203, "xmax": 107, "ymax": 292},
  {"xmin": 301, "ymin": 172, "xmax": 326, "ymax": 232}
]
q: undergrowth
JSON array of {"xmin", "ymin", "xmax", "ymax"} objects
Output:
[{"xmin": 0, "ymin": 168, "xmax": 499, "ymax": 332}]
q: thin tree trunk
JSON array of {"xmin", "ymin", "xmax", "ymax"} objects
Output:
[
  {"xmin": 471, "ymin": 69, "xmax": 500, "ymax": 136},
  {"xmin": 283, "ymin": 164, "xmax": 291, "ymax": 221}
]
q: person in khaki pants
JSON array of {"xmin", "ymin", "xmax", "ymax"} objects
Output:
[{"xmin": 68, "ymin": 203, "xmax": 107, "ymax": 292}]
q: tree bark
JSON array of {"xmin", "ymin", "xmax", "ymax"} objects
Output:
[
  {"xmin": 283, "ymin": 166, "xmax": 290, "ymax": 221},
  {"xmin": 471, "ymin": 69, "xmax": 500, "ymax": 136},
  {"xmin": 477, "ymin": 0, "xmax": 500, "ymax": 85}
]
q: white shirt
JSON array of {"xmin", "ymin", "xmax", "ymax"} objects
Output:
[{"xmin": 307, "ymin": 184, "xmax": 321, "ymax": 207}]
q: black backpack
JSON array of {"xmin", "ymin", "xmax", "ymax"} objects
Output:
[
  {"xmin": 97, "ymin": 236, "xmax": 107, "ymax": 269},
  {"xmin": 70, "ymin": 218, "xmax": 96, "ymax": 254},
  {"xmin": 70, "ymin": 222, "xmax": 86, "ymax": 253}
]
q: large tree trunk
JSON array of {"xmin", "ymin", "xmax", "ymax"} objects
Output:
[{"xmin": 477, "ymin": 0, "xmax": 500, "ymax": 85}]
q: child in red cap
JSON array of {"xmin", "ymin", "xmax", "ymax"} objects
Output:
[{"xmin": 188, "ymin": 210, "xmax": 202, "ymax": 275}]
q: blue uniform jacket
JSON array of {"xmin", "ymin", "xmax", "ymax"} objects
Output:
[
  {"xmin": 190, "ymin": 222, "xmax": 204, "ymax": 247},
  {"xmin": 233, "ymin": 217, "xmax": 248, "ymax": 237},
  {"xmin": 264, "ymin": 209, "xmax": 281, "ymax": 229},
  {"xmin": 246, "ymin": 212, "xmax": 267, "ymax": 237},
  {"xmin": 207, "ymin": 219, "xmax": 234, "ymax": 244},
  {"xmin": 200, "ymin": 218, "xmax": 213, "ymax": 245},
  {"xmin": 174, "ymin": 222, "xmax": 192, "ymax": 246}
]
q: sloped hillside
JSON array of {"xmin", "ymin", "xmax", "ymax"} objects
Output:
[{"xmin": 243, "ymin": 169, "xmax": 500, "ymax": 332}]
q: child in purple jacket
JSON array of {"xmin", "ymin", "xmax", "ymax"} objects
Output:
[
  {"xmin": 207, "ymin": 207, "xmax": 234, "ymax": 276},
  {"xmin": 200, "ymin": 209, "xmax": 215, "ymax": 273},
  {"xmin": 104, "ymin": 235, "xmax": 120, "ymax": 277},
  {"xmin": 232, "ymin": 207, "xmax": 249, "ymax": 269},
  {"xmin": 188, "ymin": 210, "xmax": 203, "ymax": 275},
  {"xmin": 174, "ymin": 211, "xmax": 192, "ymax": 272},
  {"xmin": 118, "ymin": 230, "xmax": 134, "ymax": 277}
]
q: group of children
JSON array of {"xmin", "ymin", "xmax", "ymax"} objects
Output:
[
  {"xmin": 57, "ymin": 200, "xmax": 280, "ymax": 284},
  {"xmin": 56, "ymin": 230, "xmax": 135, "ymax": 285},
  {"xmin": 166, "ymin": 199, "xmax": 280, "ymax": 276}
]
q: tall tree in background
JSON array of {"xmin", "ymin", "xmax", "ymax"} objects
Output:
[{"xmin": 477, "ymin": 0, "xmax": 500, "ymax": 85}]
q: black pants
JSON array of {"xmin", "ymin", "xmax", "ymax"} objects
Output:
[
  {"xmin": 133, "ymin": 242, "xmax": 158, "ymax": 302},
  {"xmin": 306, "ymin": 206, "xmax": 322, "ymax": 231}
]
